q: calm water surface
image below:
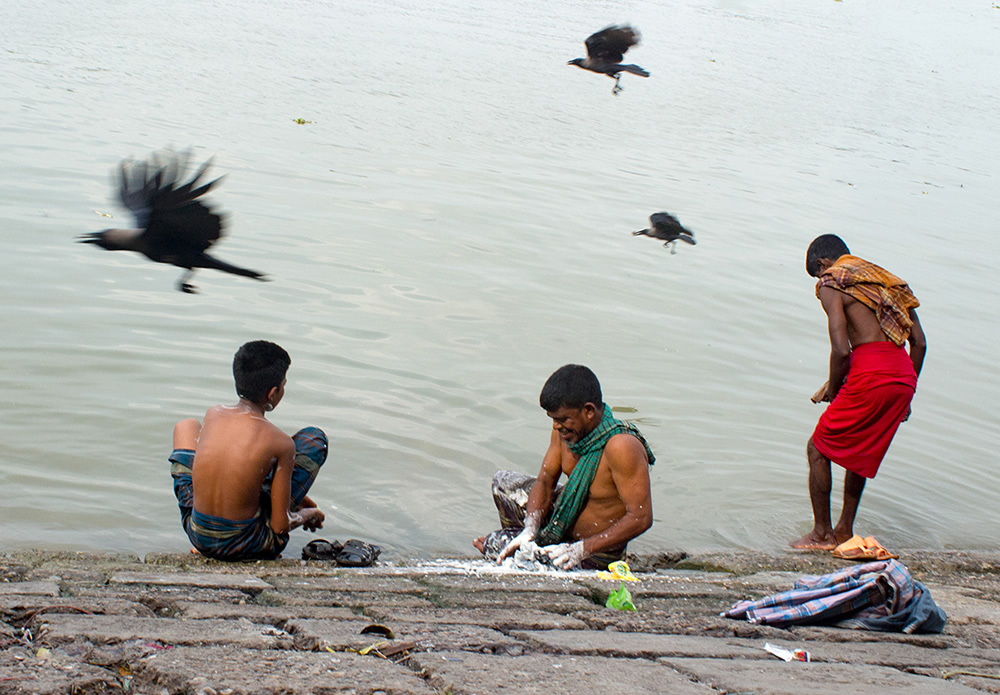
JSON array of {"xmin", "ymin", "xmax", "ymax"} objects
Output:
[{"xmin": 1, "ymin": 0, "xmax": 998, "ymax": 558}]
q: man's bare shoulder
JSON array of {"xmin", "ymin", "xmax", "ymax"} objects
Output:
[{"xmin": 603, "ymin": 432, "xmax": 649, "ymax": 466}]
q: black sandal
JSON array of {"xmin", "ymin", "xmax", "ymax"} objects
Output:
[
  {"xmin": 335, "ymin": 539, "xmax": 382, "ymax": 567},
  {"xmin": 302, "ymin": 538, "xmax": 343, "ymax": 561}
]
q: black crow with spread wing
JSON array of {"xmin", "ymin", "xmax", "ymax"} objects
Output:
[
  {"xmin": 79, "ymin": 150, "xmax": 268, "ymax": 293},
  {"xmin": 633, "ymin": 212, "xmax": 696, "ymax": 254},
  {"xmin": 568, "ymin": 25, "xmax": 649, "ymax": 94}
]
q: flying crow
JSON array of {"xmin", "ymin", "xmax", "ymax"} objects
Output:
[
  {"xmin": 633, "ymin": 212, "xmax": 696, "ymax": 254},
  {"xmin": 568, "ymin": 25, "xmax": 649, "ymax": 94},
  {"xmin": 79, "ymin": 150, "xmax": 268, "ymax": 293}
]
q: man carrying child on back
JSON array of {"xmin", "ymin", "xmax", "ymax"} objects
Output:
[{"xmin": 169, "ymin": 340, "xmax": 327, "ymax": 560}]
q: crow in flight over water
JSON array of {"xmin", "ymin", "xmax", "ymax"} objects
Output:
[
  {"xmin": 79, "ymin": 150, "xmax": 268, "ymax": 293},
  {"xmin": 568, "ymin": 25, "xmax": 649, "ymax": 95},
  {"xmin": 633, "ymin": 212, "xmax": 696, "ymax": 254}
]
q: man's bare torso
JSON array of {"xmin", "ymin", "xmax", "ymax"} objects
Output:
[
  {"xmin": 556, "ymin": 435, "xmax": 634, "ymax": 546},
  {"xmin": 839, "ymin": 293, "xmax": 890, "ymax": 348},
  {"xmin": 192, "ymin": 404, "xmax": 292, "ymax": 521}
]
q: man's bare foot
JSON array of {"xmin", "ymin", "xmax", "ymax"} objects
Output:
[
  {"xmin": 473, "ymin": 536, "xmax": 486, "ymax": 554},
  {"xmin": 790, "ymin": 530, "xmax": 838, "ymax": 550}
]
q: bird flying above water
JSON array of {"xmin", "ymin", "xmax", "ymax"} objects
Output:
[
  {"xmin": 568, "ymin": 25, "xmax": 649, "ymax": 95},
  {"xmin": 79, "ymin": 150, "xmax": 268, "ymax": 293},
  {"xmin": 633, "ymin": 212, "xmax": 696, "ymax": 254}
]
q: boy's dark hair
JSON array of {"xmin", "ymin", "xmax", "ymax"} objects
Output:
[
  {"xmin": 806, "ymin": 234, "xmax": 850, "ymax": 277},
  {"xmin": 233, "ymin": 341, "xmax": 291, "ymax": 403},
  {"xmin": 539, "ymin": 364, "xmax": 603, "ymax": 412}
]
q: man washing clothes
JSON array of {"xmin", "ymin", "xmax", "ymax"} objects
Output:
[
  {"xmin": 791, "ymin": 235, "xmax": 927, "ymax": 550},
  {"xmin": 474, "ymin": 364, "xmax": 655, "ymax": 570}
]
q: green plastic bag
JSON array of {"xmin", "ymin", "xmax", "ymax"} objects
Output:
[{"xmin": 605, "ymin": 581, "xmax": 637, "ymax": 612}]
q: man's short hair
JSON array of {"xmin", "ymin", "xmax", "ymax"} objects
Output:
[
  {"xmin": 539, "ymin": 364, "xmax": 603, "ymax": 412},
  {"xmin": 233, "ymin": 340, "xmax": 291, "ymax": 403},
  {"xmin": 806, "ymin": 234, "xmax": 851, "ymax": 277}
]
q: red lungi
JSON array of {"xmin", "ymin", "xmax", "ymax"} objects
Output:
[{"xmin": 812, "ymin": 342, "xmax": 917, "ymax": 479}]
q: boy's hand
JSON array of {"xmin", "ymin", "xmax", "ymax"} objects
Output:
[{"xmin": 290, "ymin": 508, "xmax": 325, "ymax": 531}]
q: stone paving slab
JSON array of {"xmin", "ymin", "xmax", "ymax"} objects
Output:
[
  {"xmin": 926, "ymin": 584, "xmax": 1000, "ymax": 625},
  {"xmin": 510, "ymin": 629, "xmax": 765, "ymax": 659},
  {"xmin": 110, "ymin": 571, "xmax": 272, "ymax": 591},
  {"xmin": 432, "ymin": 589, "xmax": 599, "ymax": 612},
  {"xmin": 172, "ymin": 600, "xmax": 359, "ymax": 622},
  {"xmin": 577, "ymin": 576, "xmax": 738, "ymax": 599},
  {"xmin": 661, "ymin": 656, "xmax": 984, "ymax": 694},
  {"xmin": 730, "ymin": 571, "xmax": 807, "ymax": 590},
  {"xmin": 69, "ymin": 583, "xmax": 258, "ymax": 608},
  {"xmin": 571, "ymin": 608, "xmax": 794, "ymax": 639},
  {"xmin": 410, "ymin": 650, "xmax": 715, "ymax": 694},
  {"xmin": 35, "ymin": 614, "xmax": 293, "ymax": 649},
  {"xmin": 788, "ymin": 625, "xmax": 956, "ymax": 647},
  {"xmin": 0, "ymin": 646, "xmax": 120, "ymax": 695},
  {"xmin": 802, "ymin": 640, "xmax": 1000, "ymax": 670},
  {"xmin": 135, "ymin": 645, "xmax": 438, "ymax": 694},
  {"xmin": 269, "ymin": 590, "xmax": 438, "ymax": 610},
  {"xmin": 267, "ymin": 574, "xmax": 425, "ymax": 594},
  {"xmin": 415, "ymin": 571, "xmax": 593, "ymax": 595},
  {"xmin": 396, "ymin": 622, "xmax": 530, "ymax": 655},
  {"xmin": 0, "ymin": 596, "xmax": 156, "ymax": 620},
  {"xmin": 363, "ymin": 606, "xmax": 588, "ymax": 631},
  {"xmin": 288, "ymin": 617, "xmax": 527, "ymax": 655},
  {"xmin": 0, "ymin": 581, "xmax": 60, "ymax": 597}
]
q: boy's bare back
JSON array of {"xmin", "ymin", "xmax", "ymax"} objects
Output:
[{"xmin": 192, "ymin": 403, "xmax": 295, "ymax": 523}]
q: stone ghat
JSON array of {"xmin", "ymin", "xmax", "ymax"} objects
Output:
[{"xmin": 1, "ymin": 550, "xmax": 999, "ymax": 694}]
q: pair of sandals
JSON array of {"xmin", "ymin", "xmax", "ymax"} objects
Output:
[{"xmin": 302, "ymin": 538, "xmax": 382, "ymax": 567}]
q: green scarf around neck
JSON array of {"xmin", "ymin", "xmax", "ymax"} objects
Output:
[{"xmin": 536, "ymin": 404, "xmax": 655, "ymax": 547}]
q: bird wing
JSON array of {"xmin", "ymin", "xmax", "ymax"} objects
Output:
[
  {"xmin": 118, "ymin": 150, "xmax": 226, "ymax": 252},
  {"xmin": 585, "ymin": 25, "xmax": 639, "ymax": 64}
]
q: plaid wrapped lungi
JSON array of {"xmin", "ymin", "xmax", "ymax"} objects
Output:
[{"xmin": 169, "ymin": 426, "xmax": 327, "ymax": 561}]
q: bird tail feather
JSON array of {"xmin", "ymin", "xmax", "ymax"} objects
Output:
[
  {"xmin": 200, "ymin": 254, "xmax": 268, "ymax": 280},
  {"xmin": 620, "ymin": 64, "xmax": 650, "ymax": 77}
]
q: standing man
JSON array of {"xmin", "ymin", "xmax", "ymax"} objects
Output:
[
  {"xmin": 791, "ymin": 235, "xmax": 927, "ymax": 550},
  {"xmin": 474, "ymin": 364, "xmax": 655, "ymax": 570}
]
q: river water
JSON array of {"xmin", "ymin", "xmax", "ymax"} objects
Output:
[{"xmin": 1, "ymin": 0, "xmax": 998, "ymax": 559}]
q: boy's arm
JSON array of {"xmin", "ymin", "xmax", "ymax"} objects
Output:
[
  {"xmin": 819, "ymin": 286, "xmax": 851, "ymax": 401},
  {"xmin": 268, "ymin": 437, "xmax": 297, "ymax": 537}
]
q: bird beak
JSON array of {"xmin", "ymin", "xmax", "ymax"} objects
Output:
[{"xmin": 77, "ymin": 233, "xmax": 100, "ymax": 243}]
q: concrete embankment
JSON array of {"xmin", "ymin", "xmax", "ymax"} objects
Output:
[{"xmin": 2, "ymin": 550, "xmax": 999, "ymax": 694}]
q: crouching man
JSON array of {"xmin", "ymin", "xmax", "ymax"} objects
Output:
[{"xmin": 475, "ymin": 364, "xmax": 655, "ymax": 570}]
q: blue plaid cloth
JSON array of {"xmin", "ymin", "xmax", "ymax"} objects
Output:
[
  {"xmin": 169, "ymin": 426, "xmax": 327, "ymax": 561},
  {"xmin": 723, "ymin": 559, "xmax": 917, "ymax": 629}
]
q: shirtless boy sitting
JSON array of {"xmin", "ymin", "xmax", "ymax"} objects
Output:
[{"xmin": 169, "ymin": 340, "xmax": 327, "ymax": 560}]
